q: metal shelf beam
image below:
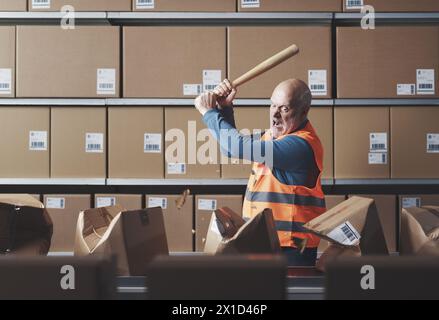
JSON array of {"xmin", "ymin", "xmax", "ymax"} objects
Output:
[
  {"xmin": 335, "ymin": 12, "xmax": 439, "ymax": 24},
  {"xmin": 335, "ymin": 179, "xmax": 439, "ymax": 185},
  {"xmin": 335, "ymin": 99, "xmax": 439, "ymax": 106},
  {"xmin": 0, "ymin": 11, "xmax": 108, "ymax": 24},
  {"xmin": 0, "ymin": 99, "xmax": 106, "ymax": 106},
  {"xmin": 0, "ymin": 178, "xmax": 106, "ymax": 185}
]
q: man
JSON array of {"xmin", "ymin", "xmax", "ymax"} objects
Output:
[{"xmin": 194, "ymin": 79, "xmax": 326, "ymax": 266}]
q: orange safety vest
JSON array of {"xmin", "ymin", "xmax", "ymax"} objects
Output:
[{"xmin": 242, "ymin": 121, "xmax": 326, "ymax": 249}]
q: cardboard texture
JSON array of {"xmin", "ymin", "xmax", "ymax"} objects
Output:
[
  {"xmin": 146, "ymin": 194, "xmax": 193, "ymax": 252},
  {"xmin": 335, "ymin": 107, "xmax": 390, "ymax": 179},
  {"xmin": 318, "ymin": 195, "xmax": 346, "ymax": 253},
  {"xmin": 343, "ymin": 0, "xmax": 439, "ymax": 12},
  {"xmin": 133, "ymin": 0, "xmax": 236, "ymax": 11},
  {"xmin": 238, "ymin": 0, "xmax": 341, "ymax": 12},
  {"xmin": 17, "ymin": 26, "xmax": 120, "ymax": 98},
  {"xmin": 216, "ymin": 209, "xmax": 281, "ymax": 254},
  {"xmin": 399, "ymin": 195, "xmax": 439, "ymax": 212},
  {"xmin": 391, "ymin": 107, "xmax": 439, "ymax": 178},
  {"xmin": 51, "ymin": 107, "xmax": 106, "ymax": 178},
  {"xmin": 0, "ymin": 107, "xmax": 49, "ymax": 178},
  {"xmin": 228, "ymin": 26, "xmax": 332, "ymax": 99},
  {"xmin": 0, "ymin": 26, "xmax": 15, "ymax": 98},
  {"xmin": 337, "ymin": 26, "xmax": 439, "ymax": 98},
  {"xmin": 123, "ymin": 27, "xmax": 226, "ymax": 98},
  {"xmin": 44, "ymin": 194, "xmax": 91, "ymax": 252},
  {"xmin": 400, "ymin": 206, "xmax": 439, "ymax": 256},
  {"xmin": 165, "ymin": 107, "xmax": 221, "ymax": 179},
  {"xmin": 108, "ymin": 107, "xmax": 164, "ymax": 179},
  {"xmin": 195, "ymin": 195, "xmax": 243, "ymax": 251},
  {"xmin": 28, "ymin": 0, "xmax": 131, "ymax": 11},
  {"xmin": 75, "ymin": 206, "xmax": 169, "ymax": 276},
  {"xmin": 94, "ymin": 194, "xmax": 142, "ymax": 211},
  {"xmin": 0, "ymin": 0, "xmax": 26, "ymax": 10}
]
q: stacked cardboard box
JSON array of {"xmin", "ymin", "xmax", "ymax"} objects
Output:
[
  {"xmin": 238, "ymin": 0, "xmax": 341, "ymax": 12},
  {"xmin": 343, "ymin": 0, "xmax": 439, "ymax": 12},
  {"xmin": 123, "ymin": 27, "xmax": 226, "ymax": 98},
  {"xmin": 228, "ymin": 26, "xmax": 332, "ymax": 99},
  {"xmin": 0, "ymin": 26, "xmax": 15, "ymax": 98},
  {"xmin": 0, "ymin": 0, "xmax": 27, "ymax": 10},
  {"xmin": 108, "ymin": 107, "xmax": 164, "ymax": 179},
  {"xmin": 94, "ymin": 194, "xmax": 142, "ymax": 210},
  {"xmin": 133, "ymin": 0, "xmax": 236, "ymax": 12},
  {"xmin": 335, "ymin": 107, "xmax": 390, "ymax": 179},
  {"xmin": 337, "ymin": 26, "xmax": 439, "ymax": 98},
  {"xmin": 51, "ymin": 108, "xmax": 106, "ymax": 178},
  {"xmin": 28, "ymin": 0, "xmax": 131, "ymax": 11},
  {"xmin": 16, "ymin": 26, "xmax": 120, "ymax": 98}
]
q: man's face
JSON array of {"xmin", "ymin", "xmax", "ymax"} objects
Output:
[{"xmin": 270, "ymin": 89, "xmax": 303, "ymax": 139}]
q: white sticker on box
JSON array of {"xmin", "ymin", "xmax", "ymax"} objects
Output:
[
  {"xmin": 136, "ymin": 0, "xmax": 154, "ymax": 9},
  {"xmin": 167, "ymin": 163, "xmax": 186, "ymax": 175},
  {"xmin": 241, "ymin": 0, "xmax": 260, "ymax": 8},
  {"xmin": 32, "ymin": 0, "xmax": 51, "ymax": 9},
  {"xmin": 198, "ymin": 199, "xmax": 217, "ymax": 211},
  {"xmin": 327, "ymin": 221, "xmax": 361, "ymax": 246},
  {"xmin": 45, "ymin": 197, "xmax": 65, "ymax": 209},
  {"xmin": 369, "ymin": 133, "xmax": 387, "ymax": 152},
  {"xmin": 183, "ymin": 84, "xmax": 203, "ymax": 96},
  {"xmin": 427, "ymin": 133, "xmax": 439, "ymax": 153},
  {"xmin": 148, "ymin": 197, "xmax": 167, "ymax": 209},
  {"xmin": 308, "ymin": 70, "xmax": 327, "ymax": 96},
  {"xmin": 346, "ymin": 0, "xmax": 363, "ymax": 9},
  {"xmin": 397, "ymin": 84, "xmax": 416, "ymax": 96},
  {"xmin": 97, "ymin": 69, "xmax": 116, "ymax": 95},
  {"xmin": 417, "ymin": 69, "xmax": 435, "ymax": 95},
  {"xmin": 29, "ymin": 131, "xmax": 48, "ymax": 151},
  {"xmin": 144, "ymin": 133, "xmax": 162, "ymax": 153},
  {"xmin": 202, "ymin": 70, "xmax": 221, "ymax": 92},
  {"xmin": 402, "ymin": 197, "xmax": 421, "ymax": 208},
  {"xmin": 210, "ymin": 218, "xmax": 221, "ymax": 236},
  {"xmin": 85, "ymin": 133, "xmax": 104, "ymax": 153},
  {"xmin": 96, "ymin": 197, "xmax": 116, "ymax": 208},
  {"xmin": 368, "ymin": 152, "xmax": 387, "ymax": 165},
  {"xmin": 0, "ymin": 69, "xmax": 12, "ymax": 95}
]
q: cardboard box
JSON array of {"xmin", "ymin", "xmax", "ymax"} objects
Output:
[
  {"xmin": 220, "ymin": 107, "xmax": 269, "ymax": 179},
  {"xmin": 146, "ymin": 194, "xmax": 193, "ymax": 252},
  {"xmin": 337, "ymin": 26, "xmax": 439, "ymax": 98},
  {"xmin": 238, "ymin": 0, "xmax": 341, "ymax": 12},
  {"xmin": 17, "ymin": 26, "xmax": 120, "ymax": 98},
  {"xmin": 318, "ymin": 195, "xmax": 346, "ymax": 253},
  {"xmin": 349, "ymin": 195, "xmax": 397, "ymax": 252},
  {"xmin": 343, "ymin": 0, "xmax": 439, "ymax": 12},
  {"xmin": 391, "ymin": 107, "xmax": 439, "ymax": 178},
  {"xmin": 28, "ymin": 0, "xmax": 131, "ymax": 11},
  {"xmin": 94, "ymin": 194, "xmax": 142, "ymax": 211},
  {"xmin": 164, "ymin": 107, "xmax": 221, "ymax": 179},
  {"xmin": 309, "ymin": 107, "xmax": 333, "ymax": 179},
  {"xmin": 335, "ymin": 107, "xmax": 390, "ymax": 179},
  {"xmin": 123, "ymin": 27, "xmax": 226, "ymax": 98},
  {"xmin": 0, "ymin": 27, "xmax": 15, "ymax": 98},
  {"xmin": 108, "ymin": 107, "xmax": 164, "ymax": 179},
  {"xmin": 228, "ymin": 26, "xmax": 332, "ymax": 99},
  {"xmin": 195, "ymin": 195, "xmax": 243, "ymax": 251},
  {"xmin": 399, "ymin": 195, "xmax": 439, "ymax": 211},
  {"xmin": 0, "ymin": 0, "xmax": 27, "ymax": 10},
  {"xmin": 44, "ymin": 194, "xmax": 91, "ymax": 252},
  {"xmin": 51, "ymin": 108, "xmax": 106, "ymax": 178},
  {"xmin": 133, "ymin": 0, "xmax": 236, "ymax": 11},
  {"xmin": 0, "ymin": 107, "xmax": 49, "ymax": 178}
]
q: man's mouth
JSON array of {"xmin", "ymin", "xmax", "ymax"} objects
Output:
[{"xmin": 272, "ymin": 119, "xmax": 282, "ymax": 128}]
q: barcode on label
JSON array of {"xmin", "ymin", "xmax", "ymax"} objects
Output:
[
  {"xmin": 136, "ymin": 0, "xmax": 154, "ymax": 9},
  {"xmin": 31, "ymin": 142, "xmax": 45, "ymax": 148},
  {"xmin": 198, "ymin": 199, "xmax": 217, "ymax": 211},
  {"xmin": 45, "ymin": 197, "xmax": 65, "ymax": 209},
  {"xmin": 0, "ymin": 84, "xmax": 9, "ymax": 89},
  {"xmin": 310, "ymin": 84, "xmax": 325, "ymax": 90},
  {"xmin": 402, "ymin": 197, "xmax": 421, "ymax": 208},
  {"xmin": 427, "ymin": 134, "xmax": 439, "ymax": 153},
  {"xmin": 428, "ymin": 144, "xmax": 439, "ymax": 151},
  {"xmin": 204, "ymin": 85, "xmax": 216, "ymax": 91},
  {"xmin": 32, "ymin": 0, "xmax": 50, "ymax": 8},
  {"xmin": 419, "ymin": 84, "xmax": 433, "ymax": 89},
  {"xmin": 86, "ymin": 133, "xmax": 104, "ymax": 153},
  {"xmin": 371, "ymin": 144, "xmax": 385, "ymax": 150},
  {"xmin": 417, "ymin": 69, "xmax": 435, "ymax": 95},
  {"xmin": 327, "ymin": 221, "xmax": 361, "ymax": 246},
  {"xmin": 87, "ymin": 144, "xmax": 101, "ymax": 150},
  {"xmin": 98, "ymin": 83, "xmax": 114, "ymax": 89},
  {"xmin": 97, "ymin": 69, "xmax": 116, "ymax": 95},
  {"xmin": 29, "ymin": 131, "xmax": 47, "ymax": 151},
  {"xmin": 241, "ymin": 0, "xmax": 260, "ymax": 8},
  {"xmin": 148, "ymin": 197, "xmax": 167, "ymax": 209},
  {"xmin": 144, "ymin": 133, "xmax": 162, "ymax": 153},
  {"xmin": 0, "ymin": 68, "xmax": 12, "ymax": 94},
  {"xmin": 346, "ymin": 0, "xmax": 363, "ymax": 9},
  {"xmin": 144, "ymin": 144, "xmax": 160, "ymax": 151},
  {"xmin": 341, "ymin": 224, "xmax": 357, "ymax": 242}
]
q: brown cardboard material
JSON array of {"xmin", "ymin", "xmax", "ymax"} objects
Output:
[
  {"xmin": 195, "ymin": 195, "xmax": 243, "ymax": 251},
  {"xmin": 220, "ymin": 107, "xmax": 269, "ymax": 179},
  {"xmin": 164, "ymin": 107, "xmax": 221, "ymax": 179},
  {"xmin": 391, "ymin": 107, "xmax": 439, "ymax": 178},
  {"xmin": 123, "ymin": 27, "xmax": 226, "ymax": 98},
  {"xmin": 238, "ymin": 0, "xmax": 341, "ymax": 12},
  {"xmin": 133, "ymin": 0, "xmax": 236, "ymax": 11},
  {"xmin": 228, "ymin": 26, "xmax": 332, "ymax": 99},
  {"xmin": 337, "ymin": 26, "xmax": 439, "ymax": 98},
  {"xmin": 0, "ymin": 0, "xmax": 26, "ymax": 10},
  {"xmin": 28, "ymin": 0, "xmax": 131, "ymax": 11},
  {"xmin": 343, "ymin": 0, "xmax": 439, "ymax": 12},
  {"xmin": 349, "ymin": 195, "xmax": 397, "ymax": 252},
  {"xmin": 16, "ymin": 26, "xmax": 120, "ymax": 98},
  {"xmin": 145, "ymin": 194, "xmax": 193, "ymax": 252},
  {"xmin": 399, "ymin": 195, "xmax": 439, "ymax": 212},
  {"xmin": 335, "ymin": 107, "xmax": 390, "ymax": 179},
  {"xmin": 309, "ymin": 107, "xmax": 333, "ymax": 179},
  {"xmin": 318, "ymin": 195, "xmax": 346, "ymax": 253},
  {"xmin": 108, "ymin": 107, "xmax": 164, "ymax": 179},
  {"xmin": 0, "ymin": 107, "xmax": 49, "ymax": 178},
  {"xmin": 44, "ymin": 194, "xmax": 91, "ymax": 253},
  {"xmin": 0, "ymin": 27, "xmax": 15, "ymax": 98},
  {"xmin": 94, "ymin": 194, "xmax": 142, "ymax": 211},
  {"xmin": 51, "ymin": 107, "xmax": 106, "ymax": 178}
]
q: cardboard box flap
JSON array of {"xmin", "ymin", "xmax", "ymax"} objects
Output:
[
  {"xmin": 404, "ymin": 206, "xmax": 439, "ymax": 236},
  {"xmin": 215, "ymin": 207, "xmax": 246, "ymax": 238},
  {"xmin": 81, "ymin": 205, "xmax": 124, "ymax": 241},
  {"xmin": 0, "ymin": 194, "xmax": 44, "ymax": 209}
]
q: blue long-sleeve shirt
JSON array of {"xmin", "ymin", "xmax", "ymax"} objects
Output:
[{"xmin": 203, "ymin": 107, "xmax": 320, "ymax": 188}]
